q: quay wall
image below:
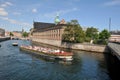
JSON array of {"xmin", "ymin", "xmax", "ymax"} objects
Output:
[
  {"xmin": 32, "ymin": 39, "xmax": 61, "ymax": 47},
  {"xmin": 61, "ymin": 42, "xmax": 108, "ymax": 53},
  {"xmin": 0, "ymin": 37, "xmax": 10, "ymax": 42},
  {"xmin": 32, "ymin": 39, "xmax": 108, "ymax": 53}
]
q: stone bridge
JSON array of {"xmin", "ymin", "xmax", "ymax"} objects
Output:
[{"xmin": 108, "ymin": 42, "xmax": 120, "ymax": 60}]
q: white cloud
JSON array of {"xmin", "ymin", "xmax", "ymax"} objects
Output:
[
  {"xmin": 0, "ymin": 2, "xmax": 13, "ymax": 16},
  {"xmin": 0, "ymin": 8, "xmax": 8, "ymax": 16},
  {"xmin": 57, "ymin": 8, "xmax": 78, "ymax": 14},
  {"xmin": 32, "ymin": 8, "xmax": 37, "ymax": 13},
  {"xmin": 5, "ymin": 2, "xmax": 13, "ymax": 6},
  {"xmin": 13, "ymin": 12, "xmax": 21, "ymax": 15},
  {"xmin": 1, "ymin": 2, "xmax": 13, "ymax": 7},
  {"xmin": 44, "ymin": 8, "xmax": 78, "ymax": 18},
  {"xmin": 0, "ymin": 17, "xmax": 20, "ymax": 24},
  {"xmin": 1, "ymin": 4, "xmax": 7, "ymax": 7},
  {"xmin": 104, "ymin": 0, "xmax": 120, "ymax": 6},
  {"xmin": 0, "ymin": 17, "xmax": 32, "ymax": 27}
]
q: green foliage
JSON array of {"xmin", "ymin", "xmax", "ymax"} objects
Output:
[
  {"xmin": 99, "ymin": 29, "xmax": 110, "ymax": 40},
  {"xmin": 86, "ymin": 27, "xmax": 99, "ymax": 40},
  {"xmin": 70, "ymin": 20, "xmax": 80, "ymax": 25},
  {"xmin": 62, "ymin": 20, "xmax": 85, "ymax": 43},
  {"xmin": 62, "ymin": 20, "xmax": 110, "ymax": 45},
  {"xmin": 85, "ymin": 37, "xmax": 91, "ymax": 42},
  {"xmin": 62, "ymin": 25, "xmax": 75, "ymax": 42},
  {"xmin": 74, "ymin": 25, "xmax": 85, "ymax": 43},
  {"xmin": 22, "ymin": 32, "xmax": 29, "ymax": 37},
  {"xmin": 96, "ymin": 29, "xmax": 110, "ymax": 45},
  {"xmin": 10, "ymin": 32, "xmax": 14, "ymax": 36},
  {"xmin": 93, "ymin": 29, "xmax": 110, "ymax": 45},
  {"xmin": 93, "ymin": 39, "xmax": 108, "ymax": 45}
]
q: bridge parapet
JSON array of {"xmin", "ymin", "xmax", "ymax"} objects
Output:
[{"xmin": 108, "ymin": 43, "xmax": 120, "ymax": 60}]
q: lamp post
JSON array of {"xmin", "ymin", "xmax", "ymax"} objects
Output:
[{"xmin": 109, "ymin": 18, "xmax": 111, "ymax": 32}]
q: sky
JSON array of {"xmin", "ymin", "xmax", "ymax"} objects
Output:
[{"xmin": 0, "ymin": 0, "xmax": 120, "ymax": 32}]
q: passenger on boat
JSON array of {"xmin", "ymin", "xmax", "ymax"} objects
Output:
[
  {"xmin": 55, "ymin": 49, "xmax": 60, "ymax": 53},
  {"xmin": 60, "ymin": 51, "xmax": 64, "ymax": 53}
]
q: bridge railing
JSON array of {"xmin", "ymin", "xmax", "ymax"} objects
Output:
[{"xmin": 108, "ymin": 43, "xmax": 120, "ymax": 54}]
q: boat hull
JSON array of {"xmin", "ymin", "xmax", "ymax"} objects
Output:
[{"xmin": 12, "ymin": 43, "xmax": 18, "ymax": 46}]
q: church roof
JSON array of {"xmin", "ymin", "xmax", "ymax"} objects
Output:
[
  {"xmin": 33, "ymin": 21, "xmax": 68, "ymax": 32},
  {"xmin": 54, "ymin": 15, "xmax": 60, "ymax": 24},
  {"xmin": 34, "ymin": 22, "xmax": 55, "ymax": 29}
]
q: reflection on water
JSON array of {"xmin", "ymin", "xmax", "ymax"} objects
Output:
[{"xmin": 0, "ymin": 40, "xmax": 111, "ymax": 80}]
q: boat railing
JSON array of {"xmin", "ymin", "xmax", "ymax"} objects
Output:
[{"xmin": 20, "ymin": 45, "xmax": 73, "ymax": 56}]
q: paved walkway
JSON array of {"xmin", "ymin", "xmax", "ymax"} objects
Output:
[{"xmin": 108, "ymin": 43, "xmax": 120, "ymax": 60}]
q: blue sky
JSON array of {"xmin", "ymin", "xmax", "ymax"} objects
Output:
[{"xmin": 0, "ymin": 0, "xmax": 120, "ymax": 32}]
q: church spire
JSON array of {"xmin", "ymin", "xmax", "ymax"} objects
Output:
[{"xmin": 54, "ymin": 13, "xmax": 60, "ymax": 24}]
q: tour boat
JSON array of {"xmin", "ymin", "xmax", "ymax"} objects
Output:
[
  {"xmin": 12, "ymin": 42, "xmax": 18, "ymax": 46},
  {"xmin": 20, "ymin": 45, "xmax": 73, "ymax": 61}
]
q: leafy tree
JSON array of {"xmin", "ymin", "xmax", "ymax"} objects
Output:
[
  {"xmin": 62, "ymin": 25, "xmax": 73, "ymax": 42},
  {"xmin": 74, "ymin": 25, "xmax": 85, "ymax": 43},
  {"xmin": 10, "ymin": 32, "xmax": 14, "ymax": 36},
  {"xmin": 70, "ymin": 20, "xmax": 80, "ymax": 25},
  {"xmin": 62, "ymin": 20, "xmax": 85, "ymax": 43},
  {"xmin": 22, "ymin": 32, "xmax": 29, "ymax": 37},
  {"xmin": 99, "ymin": 29, "xmax": 110, "ymax": 40},
  {"xmin": 86, "ymin": 27, "xmax": 99, "ymax": 41},
  {"xmin": 94, "ymin": 29, "xmax": 110, "ymax": 45}
]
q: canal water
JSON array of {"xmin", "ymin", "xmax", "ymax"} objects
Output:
[{"xmin": 0, "ymin": 40, "xmax": 111, "ymax": 80}]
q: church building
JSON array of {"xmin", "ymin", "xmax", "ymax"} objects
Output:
[{"xmin": 32, "ymin": 15, "xmax": 67, "ymax": 46}]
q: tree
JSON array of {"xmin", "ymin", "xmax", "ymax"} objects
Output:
[
  {"xmin": 99, "ymin": 29, "xmax": 110, "ymax": 40},
  {"xmin": 62, "ymin": 20, "xmax": 85, "ymax": 43},
  {"xmin": 94, "ymin": 29, "xmax": 110, "ymax": 45},
  {"xmin": 62, "ymin": 25, "xmax": 73, "ymax": 42},
  {"xmin": 70, "ymin": 20, "xmax": 80, "ymax": 25},
  {"xmin": 22, "ymin": 32, "xmax": 29, "ymax": 37},
  {"xmin": 85, "ymin": 27, "xmax": 99, "ymax": 42},
  {"xmin": 10, "ymin": 32, "xmax": 14, "ymax": 36},
  {"xmin": 74, "ymin": 25, "xmax": 85, "ymax": 43}
]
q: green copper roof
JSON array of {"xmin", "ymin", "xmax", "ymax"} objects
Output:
[{"xmin": 54, "ymin": 15, "xmax": 60, "ymax": 24}]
